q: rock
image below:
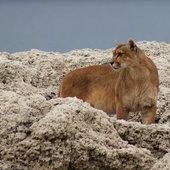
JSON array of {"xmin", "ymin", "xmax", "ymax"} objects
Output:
[
  {"xmin": 0, "ymin": 41, "xmax": 170, "ymax": 169},
  {"xmin": 113, "ymin": 120, "xmax": 170, "ymax": 159},
  {"xmin": 151, "ymin": 152, "xmax": 170, "ymax": 170}
]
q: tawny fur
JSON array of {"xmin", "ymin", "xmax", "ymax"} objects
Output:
[{"xmin": 59, "ymin": 39, "xmax": 159, "ymax": 124}]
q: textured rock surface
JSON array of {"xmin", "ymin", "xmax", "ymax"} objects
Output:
[
  {"xmin": 151, "ymin": 152, "xmax": 170, "ymax": 170},
  {"xmin": 0, "ymin": 41, "xmax": 170, "ymax": 169}
]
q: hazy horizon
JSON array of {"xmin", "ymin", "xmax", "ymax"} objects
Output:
[{"xmin": 0, "ymin": 0, "xmax": 170, "ymax": 53}]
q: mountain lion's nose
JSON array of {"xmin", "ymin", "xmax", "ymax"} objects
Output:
[{"xmin": 109, "ymin": 61, "xmax": 114, "ymax": 65}]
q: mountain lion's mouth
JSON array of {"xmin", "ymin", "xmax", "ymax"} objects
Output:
[{"xmin": 109, "ymin": 64, "xmax": 121, "ymax": 71}]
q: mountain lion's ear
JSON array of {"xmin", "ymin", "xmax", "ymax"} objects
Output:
[
  {"xmin": 115, "ymin": 40, "xmax": 121, "ymax": 46},
  {"xmin": 128, "ymin": 39, "xmax": 137, "ymax": 53}
]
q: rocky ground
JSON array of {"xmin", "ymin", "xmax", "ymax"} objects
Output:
[{"xmin": 0, "ymin": 41, "xmax": 170, "ymax": 170}]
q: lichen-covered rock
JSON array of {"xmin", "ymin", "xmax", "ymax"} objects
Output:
[
  {"xmin": 1, "ymin": 98, "xmax": 156, "ymax": 170},
  {"xmin": 151, "ymin": 152, "xmax": 170, "ymax": 170},
  {"xmin": 0, "ymin": 41, "xmax": 170, "ymax": 169},
  {"xmin": 113, "ymin": 120, "xmax": 170, "ymax": 159}
]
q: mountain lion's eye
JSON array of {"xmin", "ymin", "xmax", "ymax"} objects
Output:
[{"xmin": 117, "ymin": 53, "xmax": 123, "ymax": 57}]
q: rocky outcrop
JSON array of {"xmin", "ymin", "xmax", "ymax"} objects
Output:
[
  {"xmin": 151, "ymin": 152, "xmax": 170, "ymax": 170},
  {"xmin": 0, "ymin": 41, "xmax": 170, "ymax": 169}
]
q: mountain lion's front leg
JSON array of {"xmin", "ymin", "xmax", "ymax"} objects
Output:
[{"xmin": 141, "ymin": 105, "xmax": 156, "ymax": 125}]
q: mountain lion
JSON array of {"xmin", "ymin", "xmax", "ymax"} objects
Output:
[{"xmin": 59, "ymin": 39, "xmax": 159, "ymax": 124}]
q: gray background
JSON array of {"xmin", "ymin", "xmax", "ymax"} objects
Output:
[{"xmin": 0, "ymin": 0, "xmax": 169, "ymax": 53}]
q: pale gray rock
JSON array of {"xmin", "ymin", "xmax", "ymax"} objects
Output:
[
  {"xmin": 0, "ymin": 41, "xmax": 170, "ymax": 169},
  {"xmin": 113, "ymin": 120, "xmax": 170, "ymax": 159},
  {"xmin": 151, "ymin": 152, "xmax": 170, "ymax": 170}
]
